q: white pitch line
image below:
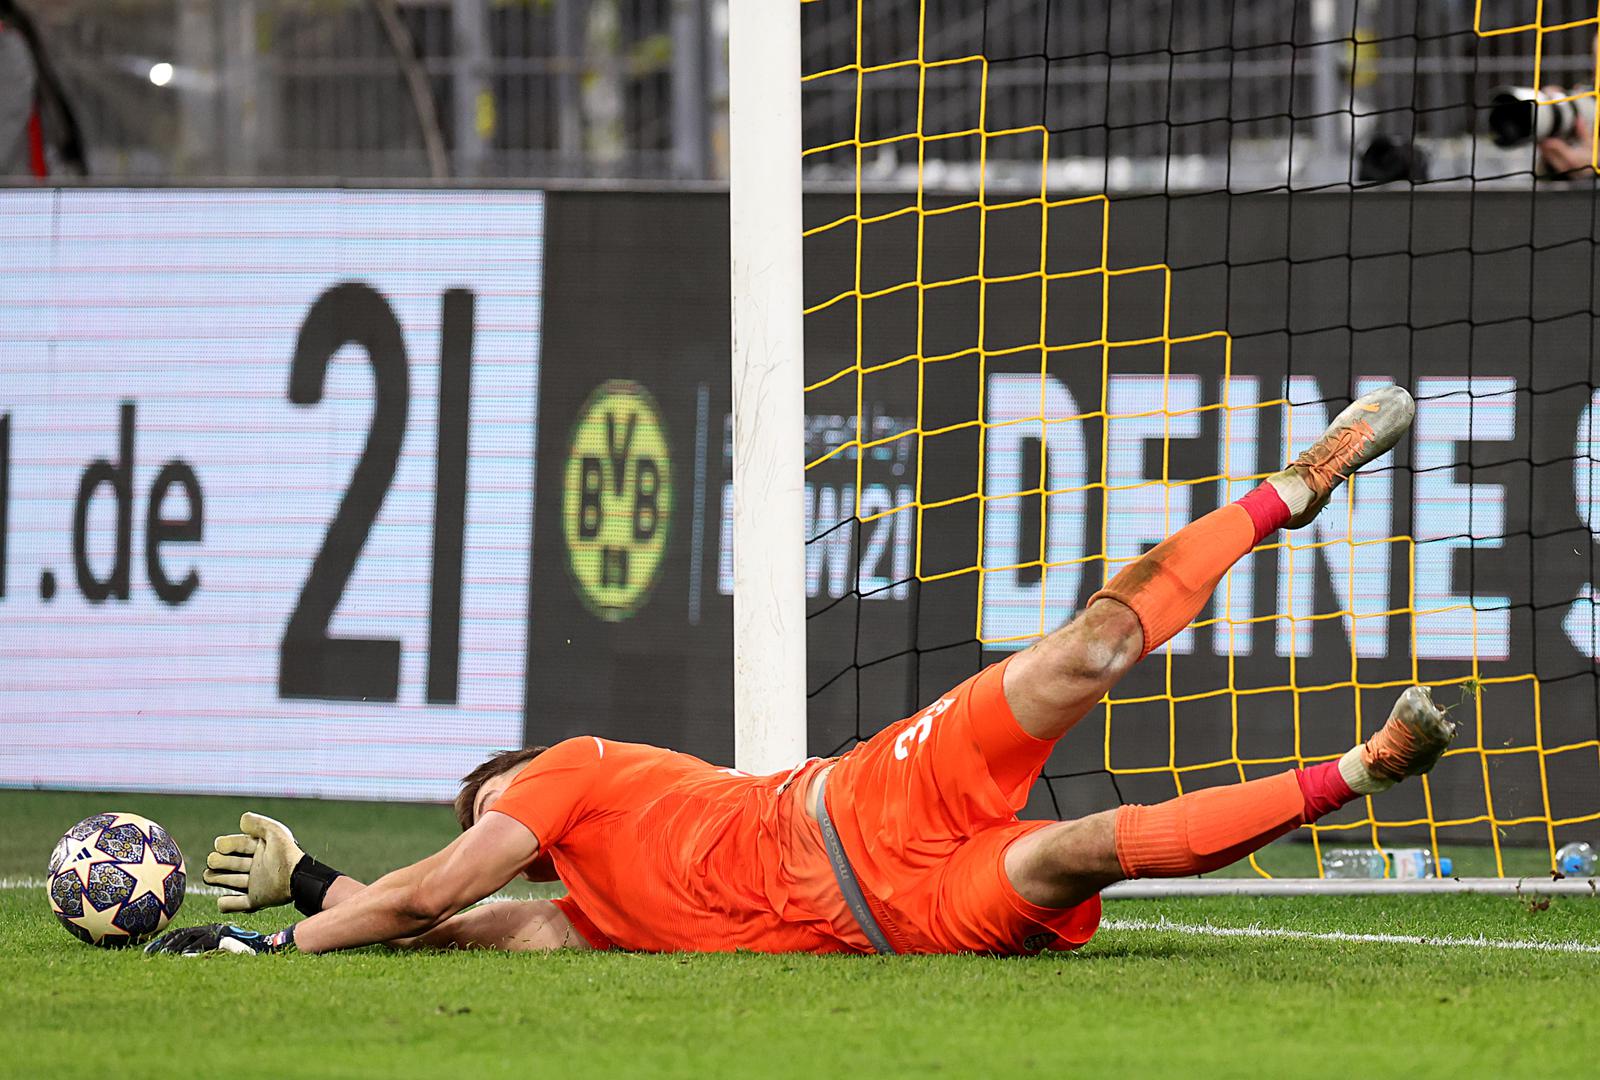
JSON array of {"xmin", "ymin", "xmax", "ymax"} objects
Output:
[
  {"xmin": 1101, "ymin": 915, "xmax": 1600, "ymax": 955},
  {"xmin": 2, "ymin": 877, "xmax": 534, "ymax": 903},
  {"xmin": 1, "ymin": 877, "xmax": 230, "ymax": 897}
]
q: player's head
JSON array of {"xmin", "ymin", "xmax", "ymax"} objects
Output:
[{"xmin": 454, "ymin": 746, "xmax": 549, "ymax": 830}]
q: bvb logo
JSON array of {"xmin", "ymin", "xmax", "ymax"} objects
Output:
[{"xmin": 563, "ymin": 380, "xmax": 672, "ymax": 621}]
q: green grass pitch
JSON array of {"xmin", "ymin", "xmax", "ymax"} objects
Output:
[{"xmin": 3, "ymin": 789, "xmax": 1596, "ymax": 1079}]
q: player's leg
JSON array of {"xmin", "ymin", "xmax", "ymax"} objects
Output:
[
  {"xmin": 1003, "ymin": 685, "xmax": 1457, "ymax": 909},
  {"xmin": 391, "ymin": 898, "xmax": 595, "ymax": 952},
  {"xmin": 835, "ymin": 386, "xmax": 1416, "ymax": 948},
  {"xmin": 1003, "ymin": 384, "xmax": 1416, "ymax": 743}
]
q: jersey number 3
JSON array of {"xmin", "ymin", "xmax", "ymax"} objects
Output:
[{"xmin": 894, "ymin": 698, "xmax": 953, "ymax": 760}]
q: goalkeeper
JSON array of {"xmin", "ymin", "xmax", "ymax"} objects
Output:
[{"xmin": 149, "ymin": 385, "xmax": 1455, "ymax": 958}]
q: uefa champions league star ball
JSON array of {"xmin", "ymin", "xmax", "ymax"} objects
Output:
[{"xmin": 46, "ymin": 812, "xmax": 186, "ymax": 948}]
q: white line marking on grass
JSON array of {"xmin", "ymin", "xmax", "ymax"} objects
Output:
[
  {"xmin": 3, "ymin": 878, "xmax": 536, "ymax": 903},
  {"xmin": 2, "ymin": 877, "xmax": 230, "ymax": 897},
  {"xmin": 1101, "ymin": 916, "xmax": 1600, "ymax": 955}
]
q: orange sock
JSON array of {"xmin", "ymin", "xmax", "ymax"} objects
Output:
[
  {"xmin": 1113, "ymin": 771, "xmax": 1305, "ymax": 878},
  {"xmin": 1090, "ymin": 484, "xmax": 1288, "ymax": 659}
]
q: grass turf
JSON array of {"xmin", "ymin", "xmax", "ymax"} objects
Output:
[{"xmin": 2, "ymin": 789, "xmax": 1596, "ymax": 1079}]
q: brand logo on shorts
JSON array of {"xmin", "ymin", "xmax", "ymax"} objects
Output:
[{"xmin": 563, "ymin": 380, "xmax": 673, "ymax": 622}]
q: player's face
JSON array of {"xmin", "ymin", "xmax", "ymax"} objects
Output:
[
  {"xmin": 472, "ymin": 770, "xmax": 551, "ymax": 883},
  {"xmin": 471, "ymin": 771, "xmax": 518, "ymax": 826}
]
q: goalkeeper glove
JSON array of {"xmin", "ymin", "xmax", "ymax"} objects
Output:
[
  {"xmin": 143, "ymin": 923, "xmax": 296, "ymax": 956},
  {"xmin": 204, "ymin": 812, "xmax": 344, "ymax": 916}
]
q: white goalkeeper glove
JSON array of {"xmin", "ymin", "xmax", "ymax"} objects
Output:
[{"xmin": 203, "ymin": 812, "xmax": 343, "ymax": 916}]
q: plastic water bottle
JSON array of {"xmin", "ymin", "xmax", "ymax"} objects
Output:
[
  {"xmin": 1321, "ymin": 849, "xmax": 1389, "ymax": 878},
  {"xmin": 1321, "ymin": 848, "xmax": 1453, "ymax": 878},
  {"xmin": 1386, "ymin": 848, "xmax": 1453, "ymax": 879},
  {"xmin": 1556, "ymin": 841, "xmax": 1597, "ymax": 877}
]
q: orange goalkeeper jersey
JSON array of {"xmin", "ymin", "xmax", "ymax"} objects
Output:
[{"xmin": 489, "ymin": 736, "xmax": 868, "ymax": 953}]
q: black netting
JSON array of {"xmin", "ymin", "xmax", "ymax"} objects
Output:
[{"xmin": 801, "ymin": 0, "xmax": 1600, "ymax": 875}]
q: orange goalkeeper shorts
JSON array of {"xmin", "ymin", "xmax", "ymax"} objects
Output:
[{"xmin": 821, "ymin": 657, "xmax": 1102, "ymax": 955}]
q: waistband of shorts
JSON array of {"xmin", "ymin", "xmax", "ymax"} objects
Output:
[
  {"xmin": 857, "ymin": 879, "xmax": 916, "ymax": 954},
  {"xmin": 814, "ymin": 767, "xmax": 915, "ymax": 955}
]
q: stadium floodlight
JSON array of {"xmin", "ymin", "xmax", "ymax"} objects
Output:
[{"xmin": 728, "ymin": 0, "xmax": 807, "ymax": 775}]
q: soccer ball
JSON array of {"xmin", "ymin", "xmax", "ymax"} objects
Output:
[{"xmin": 47, "ymin": 812, "xmax": 186, "ymax": 948}]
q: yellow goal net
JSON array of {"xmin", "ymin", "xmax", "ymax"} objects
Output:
[{"xmin": 796, "ymin": 0, "xmax": 1600, "ymax": 880}]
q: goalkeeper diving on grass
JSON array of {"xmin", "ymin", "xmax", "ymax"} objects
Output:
[{"xmin": 147, "ymin": 385, "xmax": 1457, "ymax": 958}]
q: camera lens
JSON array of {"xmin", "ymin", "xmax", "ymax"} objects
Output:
[{"xmin": 1490, "ymin": 90, "xmax": 1536, "ymax": 147}]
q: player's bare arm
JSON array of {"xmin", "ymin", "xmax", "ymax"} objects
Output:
[
  {"xmin": 198, "ymin": 811, "xmax": 587, "ymax": 952},
  {"xmin": 146, "ymin": 809, "xmax": 545, "ymax": 955},
  {"xmin": 287, "ymin": 812, "xmax": 536, "ymax": 952}
]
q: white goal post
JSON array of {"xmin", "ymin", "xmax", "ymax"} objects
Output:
[{"xmin": 728, "ymin": 1, "xmax": 808, "ymax": 774}]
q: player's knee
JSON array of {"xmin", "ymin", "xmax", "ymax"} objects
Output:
[
  {"xmin": 1082, "ymin": 598, "xmax": 1143, "ymax": 670},
  {"xmin": 1003, "ymin": 599, "xmax": 1142, "ymax": 740},
  {"xmin": 1036, "ymin": 600, "xmax": 1140, "ymax": 687}
]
